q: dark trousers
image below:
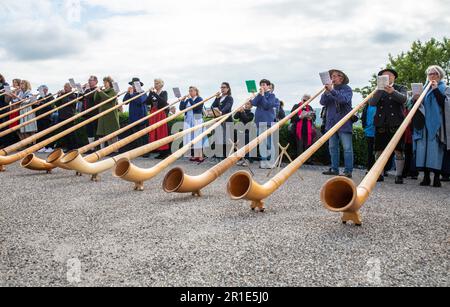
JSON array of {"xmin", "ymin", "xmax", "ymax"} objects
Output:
[
  {"xmin": 403, "ymin": 143, "xmax": 419, "ymax": 177},
  {"xmin": 55, "ymin": 120, "xmax": 77, "ymax": 150},
  {"xmin": 86, "ymin": 120, "xmax": 97, "ymax": 139},
  {"xmin": 367, "ymin": 137, "xmax": 375, "ymax": 171},
  {"xmin": 129, "ymin": 122, "xmax": 148, "ymax": 150},
  {"xmin": 36, "ymin": 119, "xmax": 52, "ymax": 145}
]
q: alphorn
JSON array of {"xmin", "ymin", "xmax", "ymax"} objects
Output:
[
  {"xmin": 227, "ymin": 89, "xmax": 377, "ymax": 212},
  {"xmin": 20, "ymin": 91, "xmax": 148, "ymax": 172},
  {"xmin": 0, "ymin": 95, "xmax": 30, "ymax": 112},
  {"xmin": 23, "ymin": 94, "xmax": 182, "ymax": 172},
  {"xmin": 0, "ymin": 90, "xmax": 126, "ymax": 171},
  {"xmin": 0, "ymin": 94, "xmax": 52, "ymax": 120},
  {"xmin": 114, "ymin": 99, "xmax": 249, "ymax": 191},
  {"xmin": 162, "ymin": 88, "xmax": 325, "ymax": 197},
  {"xmin": 319, "ymin": 83, "xmax": 432, "ymax": 226},
  {"xmin": 58, "ymin": 93, "xmax": 219, "ymax": 180},
  {"xmin": 0, "ymin": 90, "xmax": 84, "ymax": 135},
  {"xmin": 61, "ymin": 117, "xmax": 222, "ymax": 184}
]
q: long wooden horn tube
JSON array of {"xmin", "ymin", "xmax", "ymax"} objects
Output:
[
  {"xmin": 114, "ymin": 109, "xmax": 240, "ymax": 191},
  {"xmin": 0, "ymin": 97, "xmax": 36, "ymax": 120},
  {"xmin": 318, "ymin": 83, "xmax": 432, "ymax": 225},
  {"xmin": 59, "ymin": 93, "xmax": 219, "ymax": 175},
  {"xmin": 0, "ymin": 90, "xmax": 86, "ymax": 136},
  {"xmin": 60, "ymin": 118, "xmax": 221, "ymax": 178},
  {"xmin": 162, "ymin": 88, "xmax": 325, "ymax": 196},
  {"xmin": 0, "ymin": 91, "xmax": 127, "ymax": 170},
  {"xmin": 0, "ymin": 96, "xmax": 30, "ymax": 112},
  {"xmin": 19, "ymin": 91, "xmax": 148, "ymax": 172},
  {"xmin": 227, "ymin": 90, "xmax": 377, "ymax": 211}
]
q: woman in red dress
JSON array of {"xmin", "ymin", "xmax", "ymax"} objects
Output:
[{"xmin": 146, "ymin": 78, "xmax": 170, "ymax": 159}]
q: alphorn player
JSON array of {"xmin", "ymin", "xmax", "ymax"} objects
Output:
[
  {"xmin": 34, "ymin": 85, "xmax": 55, "ymax": 153},
  {"xmin": 11, "ymin": 80, "xmax": 38, "ymax": 140},
  {"xmin": 370, "ymin": 68, "xmax": 408, "ymax": 184},
  {"xmin": 321, "ymin": 69, "xmax": 354, "ymax": 179},
  {"xmin": 413, "ymin": 65, "xmax": 449, "ymax": 188},
  {"xmin": 124, "ymin": 77, "xmax": 148, "ymax": 152},
  {"xmin": 82, "ymin": 76, "xmax": 100, "ymax": 145},
  {"xmin": 55, "ymin": 83, "xmax": 79, "ymax": 150},
  {"xmin": 0, "ymin": 73, "xmax": 10, "ymax": 148}
]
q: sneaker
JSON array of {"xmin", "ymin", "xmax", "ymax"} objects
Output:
[
  {"xmin": 259, "ymin": 161, "xmax": 273, "ymax": 169},
  {"xmin": 37, "ymin": 148, "xmax": 46, "ymax": 153},
  {"xmin": 322, "ymin": 169, "xmax": 339, "ymax": 176},
  {"xmin": 340, "ymin": 173, "xmax": 353, "ymax": 179},
  {"xmin": 395, "ymin": 176, "xmax": 404, "ymax": 184},
  {"xmin": 44, "ymin": 148, "xmax": 54, "ymax": 153}
]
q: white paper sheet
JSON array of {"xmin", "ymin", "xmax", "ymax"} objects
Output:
[
  {"xmin": 133, "ymin": 81, "xmax": 143, "ymax": 93},
  {"xmin": 377, "ymin": 75, "xmax": 390, "ymax": 90},
  {"xmin": 173, "ymin": 87, "xmax": 182, "ymax": 98},
  {"xmin": 319, "ymin": 71, "xmax": 332, "ymax": 85},
  {"xmin": 411, "ymin": 83, "xmax": 424, "ymax": 96}
]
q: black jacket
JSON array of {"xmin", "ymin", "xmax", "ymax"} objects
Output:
[
  {"xmin": 212, "ymin": 96, "xmax": 234, "ymax": 122},
  {"xmin": 146, "ymin": 91, "xmax": 168, "ymax": 111},
  {"xmin": 370, "ymin": 84, "xmax": 407, "ymax": 128},
  {"xmin": 291, "ymin": 104, "xmax": 315, "ymax": 124},
  {"xmin": 82, "ymin": 88, "xmax": 98, "ymax": 119},
  {"xmin": 56, "ymin": 92, "xmax": 78, "ymax": 121},
  {"xmin": 33, "ymin": 94, "xmax": 54, "ymax": 120},
  {"xmin": 234, "ymin": 109, "xmax": 254, "ymax": 124}
]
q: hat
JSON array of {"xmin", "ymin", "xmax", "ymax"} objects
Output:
[
  {"xmin": 38, "ymin": 85, "xmax": 48, "ymax": 91},
  {"xmin": 128, "ymin": 77, "xmax": 144, "ymax": 86},
  {"xmin": 329, "ymin": 69, "xmax": 350, "ymax": 85},
  {"xmin": 378, "ymin": 68, "xmax": 398, "ymax": 79}
]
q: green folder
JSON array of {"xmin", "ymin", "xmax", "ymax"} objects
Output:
[{"xmin": 246, "ymin": 80, "xmax": 258, "ymax": 93}]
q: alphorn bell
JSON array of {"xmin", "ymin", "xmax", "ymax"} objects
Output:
[
  {"xmin": 20, "ymin": 91, "xmax": 148, "ymax": 172},
  {"xmin": 319, "ymin": 83, "xmax": 432, "ymax": 226},
  {"xmin": 0, "ymin": 90, "xmax": 85, "ymax": 137},
  {"xmin": 0, "ymin": 90, "xmax": 126, "ymax": 171},
  {"xmin": 59, "ymin": 93, "xmax": 219, "ymax": 180},
  {"xmin": 162, "ymin": 88, "xmax": 325, "ymax": 197},
  {"xmin": 28, "ymin": 95, "xmax": 187, "ymax": 172},
  {"xmin": 227, "ymin": 90, "xmax": 377, "ymax": 212},
  {"xmin": 114, "ymin": 99, "xmax": 249, "ymax": 191}
]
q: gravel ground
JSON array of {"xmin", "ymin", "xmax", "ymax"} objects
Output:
[{"xmin": 0, "ymin": 154, "xmax": 449, "ymax": 287}]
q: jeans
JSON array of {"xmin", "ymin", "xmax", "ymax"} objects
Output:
[{"xmin": 329, "ymin": 132, "xmax": 354, "ymax": 174}]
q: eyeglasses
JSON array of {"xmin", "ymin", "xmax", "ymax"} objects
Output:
[
  {"xmin": 220, "ymin": 86, "xmax": 228, "ymax": 89},
  {"xmin": 428, "ymin": 72, "xmax": 439, "ymax": 76}
]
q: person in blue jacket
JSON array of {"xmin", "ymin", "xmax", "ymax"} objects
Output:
[
  {"xmin": 251, "ymin": 79, "xmax": 278, "ymax": 169},
  {"xmin": 124, "ymin": 77, "xmax": 148, "ymax": 150},
  {"xmin": 320, "ymin": 69, "xmax": 354, "ymax": 178}
]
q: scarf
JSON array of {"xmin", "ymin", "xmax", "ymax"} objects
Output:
[
  {"xmin": 424, "ymin": 81, "xmax": 446, "ymax": 141},
  {"xmin": 296, "ymin": 106, "xmax": 313, "ymax": 146}
]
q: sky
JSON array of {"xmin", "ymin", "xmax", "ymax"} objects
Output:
[{"xmin": 0, "ymin": 0, "xmax": 449, "ymax": 110}]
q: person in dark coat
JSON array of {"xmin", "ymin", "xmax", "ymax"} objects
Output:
[
  {"xmin": 55, "ymin": 83, "xmax": 78, "ymax": 150},
  {"xmin": 290, "ymin": 95, "xmax": 316, "ymax": 158},
  {"xmin": 234, "ymin": 100, "xmax": 255, "ymax": 164},
  {"xmin": 124, "ymin": 77, "xmax": 148, "ymax": 152},
  {"xmin": 82, "ymin": 76, "xmax": 99, "ymax": 144},
  {"xmin": 370, "ymin": 68, "xmax": 408, "ymax": 184},
  {"xmin": 34, "ymin": 85, "xmax": 55, "ymax": 152},
  {"xmin": 211, "ymin": 82, "xmax": 234, "ymax": 159},
  {"xmin": 0, "ymin": 74, "xmax": 10, "ymax": 148}
]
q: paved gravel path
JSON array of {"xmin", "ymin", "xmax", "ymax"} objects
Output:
[{"xmin": 0, "ymin": 154, "xmax": 448, "ymax": 287}]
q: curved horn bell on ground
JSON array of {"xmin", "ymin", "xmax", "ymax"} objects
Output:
[
  {"xmin": 61, "ymin": 93, "xmax": 219, "ymax": 180},
  {"xmin": 114, "ymin": 112, "xmax": 232, "ymax": 191},
  {"xmin": 227, "ymin": 90, "xmax": 376, "ymax": 213},
  {"xmin": 21, "ymin": 91, "xmax": 149, "ymax": 172},
  {"xmin": 320, "ymin": 83, "xmax": 431, "ymax": 226},
  {"xmin": 162, "ymin": 88, "xmax": 325, "ymax": 197}
]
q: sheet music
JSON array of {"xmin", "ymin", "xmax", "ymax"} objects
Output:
[
  {"xmin": 69, "ymin": 78, "xmax": 76, "ymax": 88},
  {"xmin": 133, "ymin": 81, "xmax": 143, "ymax": 93},
  {"xmin": 173, "ymin": 87, "xmax": 182, "ymax": 98},
  {"xmin": 319, "ymin": 71, "xmax": 332, "ymax": 85},
  {"xmin": 377, "ymin": 75, "xmax": 390, "ymax": 90},
  {"xmin": 411, "ymin": 83, "xmax": 424, "ymax": 96},
  {"xmin": 113, "ymin": 82, "xmax": 120, "ymax": 94}
]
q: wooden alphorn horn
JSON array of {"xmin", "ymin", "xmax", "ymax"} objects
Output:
[
  {"xmin": 114, "ymin": 99, "xmax": 249, "ymax": 191},
  {"xmin": 22, "ymin": 92, "xmax": 179, "ymax": 171},
  {"xmin": 0, "ymin": 90, "xmax": 126, "ymax": 171},
  {"xmin": 0, "ymin": 94, "xmax": 48, "ymax": 120},
  {"xmin": 20, "ymin": 91, "xmax": 148, "ymax": 172},
  {"xmin": 319, "ymin": 83, "xmax": 432, "ymax": 226},
  {"xmin": 162, "ymin": 88, "xmax": 325, "ymax": 197},
  {"xmin": 59, "ymin": 93, "xmax": 219, "ymax": 179},
  {"xmin": 227, "ymin": 89, "xmax": 377, "ymax": 212},
  {"xmin": 58, "ymin": 117, "xmax": 222, "ymax": 184},
  {"xmin": 0, "ymin": 90, "xmax": 83, "ymax": 136},
  {"xmin": 0, "ymin": 95, "xmax": 30, "ymax": 113}
]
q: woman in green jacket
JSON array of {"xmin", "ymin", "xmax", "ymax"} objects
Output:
[{"xmin": 94, "ymin": 76, "xmax": 120, "ymax": 147}]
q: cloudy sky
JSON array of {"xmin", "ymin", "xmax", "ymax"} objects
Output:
[{"xmin": 1, "ymin": 0, "xmax": 449, "ymax": 109}]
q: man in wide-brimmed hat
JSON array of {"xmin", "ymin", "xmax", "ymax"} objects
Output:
[
  {"xmin": 124, "ymin": 77, "xmax": 148, "ymax": 150},
  {"xmin": 370, "ymin": 68, "xmax": 408, "ymax": 184},
  {"xmin": 321, "ymin": 69, "xmax": 354, "ymax": 178}
]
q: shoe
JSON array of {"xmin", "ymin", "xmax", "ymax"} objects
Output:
[
  {"xmin": 37, "ymin": 148, "xmax": 46, "ymax": 153},
  {"xmin": 322, "ymin": 169, "xmax": 339, "ymax": 176},
  {"xmin": 197, "ymin": 158, "xmax": 206, "ymax": 164},
  {"xmin": 420, "ymin": 178, "xmax": 431, "ymax": 186},
  {"xmin": 433, "ymin": 175, "xmax": 442, "ymax": 188},
  {"xmin": 395, "ymin": 176, "xmax": 404, "ymax": 184},
  {"xmin": 410, "ymin": 176, "xmax": 418, "ymax": 180},
  {"xmin": 384, "ymin": 171, "xmax": 389, "ymax": 177},
  {"xmin": 340, "ymin": 173, "xmax": 353, "ymax": 179},
  {"xmin": 142, "ymin": 153, "xmax": 150, "ymax": 158},
  {"xmin": 189, "ymin": 157, "xmax": 198, "ymax": 162},
  {"xmin": 441, "ymin": 175, "xmax": 450, "ymax": 182},
  {"xmin": 155, "ymin": 153, "xmax": 169, "ymax": 160},
  {"xmin": 44, "ymin": 148, "xmax": 54, "ymax": 153},
  {"xmin": 377, "ymin": 175, "xmax": 385, "ymax": 182},
  {"xmin": 259, "ymin": 161, "xmax": 273, "ymax": 169}
]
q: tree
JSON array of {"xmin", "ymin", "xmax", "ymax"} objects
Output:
[{"xmin": 355, "ymin": 37, "xmax": 450, "ymax": 98}]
